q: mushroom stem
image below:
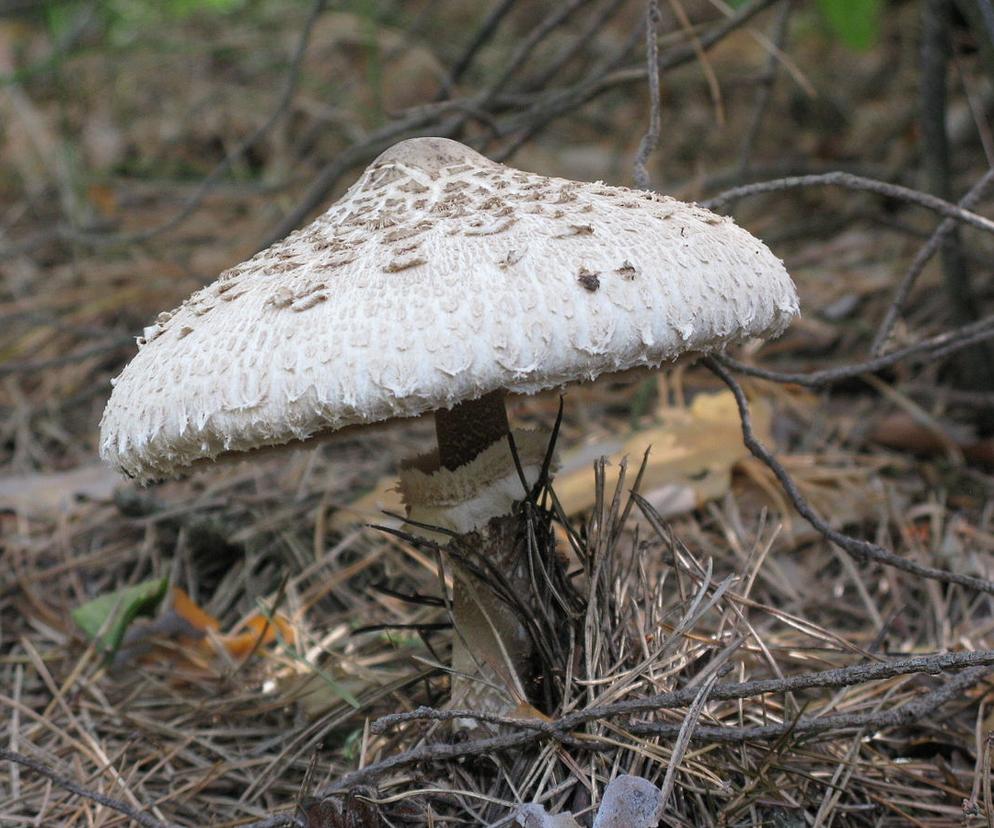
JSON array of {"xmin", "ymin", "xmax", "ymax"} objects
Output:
[
  {"xmin": 449, "ymin": 514, "xmax": 532, "ymax": 721},
  {"xmin": 407, "ymin": 404, "xmax": 549, "ymax": 723},
  {"xmin": 435, "ymin": 389, "xmax": 510, "ymax": 470}
]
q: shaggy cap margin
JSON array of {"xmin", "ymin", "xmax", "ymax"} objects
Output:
[{"xmin": 100, "ymin": 137, "xmax": 799, "ymax": 482}]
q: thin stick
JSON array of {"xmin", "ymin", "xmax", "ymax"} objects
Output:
[
  {"xmin": 0, "ymin": 748, "xmax": 168, "ymax": 828},
  {"xmin": 498, "ymin": 0, "xmax": 778, "ymax": 157},
  {"xmin": 327, "ymin": 649, "xmax": 994, "ymax": 791},
  {"xmin": 704, "ymin": 356, "xmax": 994, "ymax": 596},
  {"xmin": 633, "ymin": 0, "xmax": 662, "ymax": 190},
  {"xmin": 715, "ymin": 312, "xmax": 994, "ymax": 386},
  {"xmin": 703, "ymin": 171, "xmax": 994, "ymax": 236},
  {"xmin": 434, "ymin": 0, "xmax": 519, "ymax": 101},
  {"xmin": 871, "ymin": 168, "xmax": 994, "ymax": 354},
  {"xmin": 630, "ymin": 665, "xmax": 991, "ymax": 742}
]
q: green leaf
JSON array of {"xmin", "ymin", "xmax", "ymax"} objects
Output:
[
  {"xmin": 167, "ymin": 0, "xmax": 245, "ymax": 13},
  {"xmin": 72, "ymin": 577, "xmax": 169, "ymax": 658},
  {"xmin": 816, "ymin": 0, "xmax": 881, "ymax": 50}
]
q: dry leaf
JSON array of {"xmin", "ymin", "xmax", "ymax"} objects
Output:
[
  {"xmin": 0, "ymin": 463, "xmax": 120, "ymax": 518},
  {"xmin": 869, "ymin": 411, "xmax": 994, "ymax": 466},
  {"xmin": 222, "ymin": 613, "xmax": 295, "ymax": 660},
  {"xmin": 332, "ymin": 391, "xmax": 770, "ymax": 530},
  {"xmin": 110, "ymin": 587, "xmax": 294, "ymax": 674}
]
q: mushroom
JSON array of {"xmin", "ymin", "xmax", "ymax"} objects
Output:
[{"xmin": 100, "ymin": 137, "xmax": 798, "ymax": 719}]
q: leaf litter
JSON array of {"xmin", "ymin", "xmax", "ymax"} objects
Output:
[{"xmin": 3, "ymin": 2, "xmax": 994, "ymax": 826}]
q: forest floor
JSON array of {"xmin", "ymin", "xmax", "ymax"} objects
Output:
[{"xmin": 3, "ymin": 1, "xmax": 994, "ymax": 825}]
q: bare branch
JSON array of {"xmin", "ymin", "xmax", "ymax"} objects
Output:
[
  {"xmin": 525, "ymin": 0, "xmax": 632, "ymax": 94},
  {"xmin": 704, "ymin": 356, "xmax": 994, "ymax": 596},
  {"xmin": 331, "ymin": 650, "xmax": 994, "ymax": 791},
  {"xmin": 0, "ymin": 748, "xmax": 169, "ymax": 828},
  {"xmin": 633, "ymin": 0, "xmax": 662, "ymax": 190},
  {"xmin": 703, "ymin": 171, "xmax": 994, "ymax": 236},
  {"xmin": 482, "ymin": 0, "xmax": 597, "ymax": 105},
  {"xmin": 497, "ymin": 0, "xmax": 779, "ymax": 155},
  {"xmin": 434, "ymin": 0, "xmax": 519, "ymax": 101},
  {"xmin": 716, "ymin": 313, "xmax": 994, "ymax": 386},
  {"xmin": 630, "ymin": 666, "xmax": 991, "ymax": 742},
  {"xmin": 871, "ymin": 168, "xmax": 994, "ymax": 354}
]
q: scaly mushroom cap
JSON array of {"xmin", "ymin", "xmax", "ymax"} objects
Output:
[{"xmin": 101, "ymin": 137, "xmax": 799, "ymax": 482}]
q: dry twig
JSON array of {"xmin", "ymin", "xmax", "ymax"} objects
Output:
[
  {"xmin": 633, "ymin": 0, "xmax": 662, "ymax": 190},
  {"xmin": 337, "ymin": 650, "xmax": 994, "ymax": 790},
  {"xmin": 705, "ymin": 356, "xmax": 994, "ymax": 595},
  {"xmin": 704, "ymin": 171, "xmax": 994, "ymax": 235}
]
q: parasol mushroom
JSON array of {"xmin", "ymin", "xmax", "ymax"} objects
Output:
[{"xmin": 100, "ymin": 136, "xmax": 798, "ymax": 718}]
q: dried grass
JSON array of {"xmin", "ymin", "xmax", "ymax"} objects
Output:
[{"xmin": 4, "ymin": 400, "xmax": 994, "ymax": 826}]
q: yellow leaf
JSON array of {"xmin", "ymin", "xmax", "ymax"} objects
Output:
[{"xmin": 332, "ymin": 391, "xmax": 770, "ymax": 528}]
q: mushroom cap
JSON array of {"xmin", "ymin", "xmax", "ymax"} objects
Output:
[{"xmin": 100, "ymin": 137, "xmax": 799, "ymax": 482}]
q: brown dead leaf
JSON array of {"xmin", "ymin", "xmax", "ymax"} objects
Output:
[
  {"xmin": 552, "ymin": 391, "xmax": 772, "ymax": 519},
  {"xmin": 869, "ymin": 411, "xmax": 994, "ymax": 466}
]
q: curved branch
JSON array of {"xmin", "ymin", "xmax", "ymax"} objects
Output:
[
  {"xmin": 327, "ymin": 649, "xmax": 994, "ymax": 791},
  {"xmin": 716, "ymin": 314, "xmax": 994, "ymax": 387},
  {"xmin": 703, "ymin": 172, "xmax": 994, "ymax": 237},
  {"xmin": 704, "ymin": 356, "xmax": 994, "ymax": 596}
]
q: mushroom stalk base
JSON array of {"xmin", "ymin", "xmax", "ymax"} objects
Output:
[
  {"xmin": 398, "ymin": 428, "xmax": 553, "ymax": 722},
  {"xmin": 448, "ymin": 514, "xmax": 531, "ymax": 719}
]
